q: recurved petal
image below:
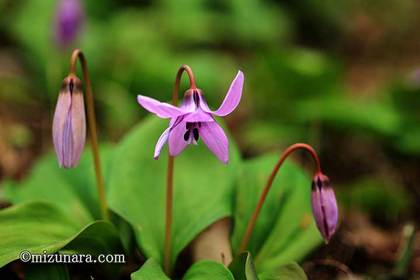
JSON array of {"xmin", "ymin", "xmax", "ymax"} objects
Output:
[
  {"xmin": 137, "ymin": 95, "xmax": 186, "ymax": 118},
  {"xmin": 199, "ymin": 121, "xmax": 229, "ymax": 164},
  {"xmin": 168, "ymin": 118, "xmax": 189, "ymax": 156},
  {"xmin": 212, "ymin": 71, "xmax": 244, "ymax": 116},
  {"xmin": 154, "ymin": 127, "xmax": 170, "ymax": 159}
]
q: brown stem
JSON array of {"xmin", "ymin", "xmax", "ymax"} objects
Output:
[
  {"xmin": 69, "ymin": 49, "xmax": 109, "ymax": 221},
  {"xmin": 163, "ymin": 64, "xmax": 196, "ymax": 275},
  {"xmin": 175, "ymin": 64, "xmax": 197, "ymax": 91},
  {"xmin": 238, "ymin": 143, "xmax": 321, "ymax": 253}
]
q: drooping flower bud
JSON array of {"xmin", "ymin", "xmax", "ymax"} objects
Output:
[
  {"xmin": 52, "ymin": 74, "xmax": 86, "ymax": 168},
  {"xmin": 311, "ymin": 173, "xmax": 338, "ymax": 243},
  {"xmin": 55, "ymin": 0, "xmax": 84, "ymax": 48}
]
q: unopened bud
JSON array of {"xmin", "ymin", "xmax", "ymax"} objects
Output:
[
  {"xmin": 55, "ymin": 0, "xmax": 84, "ymax": 48},
  {"xmin": 52, "ymin": 74, "xmax": 86, "ymax": 168},
  {"xmin": 311, "ymin": 173, "xmax": 338, "ymax": 243}
]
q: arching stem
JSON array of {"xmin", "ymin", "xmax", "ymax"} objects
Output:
[
  {"xmin": 238, "ymin": 143, "xmax": 321, "ymax": 253},
  {"xmin": 164, "ymin": 64, "xmax": 196, "ymax": 275},
  {"xmin": 69, "ymin": 49, "xmax": 109, "ymax": 221}
]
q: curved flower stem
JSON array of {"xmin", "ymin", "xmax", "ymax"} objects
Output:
[
  {"xmin": 69, "ymin": 49, "xmax": 109, "ymax": 221},
  {"xmin": 174, "ymin": 64, "xmax": 197, "ymax": 92},
  {"xmin": 163, "ymin": 65, "xmax": 196, "ymax": 275},
  {"xmin": 238, "ymin": 143, "xmax": 321, "ymax": 253}
]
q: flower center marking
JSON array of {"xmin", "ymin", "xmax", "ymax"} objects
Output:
[
  {"xmin": 193, "ymin": 90, "xmax": 200, "ymax": 107},
  {"xmin": 184, "ymin": 122, "xmax": 201, "ymax": 143}
]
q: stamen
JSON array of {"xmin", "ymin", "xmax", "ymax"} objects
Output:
[
  {"xmin": 193, "ymin": 128, "xmax": 199, "ymax": 141},
  {"xmin": 184, "ymin": 130, "xmax": 190, "ymax": 141}
]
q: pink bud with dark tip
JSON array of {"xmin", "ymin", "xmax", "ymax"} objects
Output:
[
  {"xmin": 52, "ymin": 74, "xmax": 86, "ymax": 168},
  {"xmin": 311, "ymin": 173, "xmax": 338, "ymax": 243}
]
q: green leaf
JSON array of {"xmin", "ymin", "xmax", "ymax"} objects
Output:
[
  {"xmin": 108, "ymin": 116, "xmax": 240, "ymax": 268},
  {"xmin": 2, "ymin": 156, "xmax": 92, "ymax": 225},
  {"xmin": 131, "ymin": 259, "xmax": 169, "ymax": 280},
  {"xmin": 231, "ymin": 154, "xmax": 322, "ymax": 274},
  {"xmin": 0, "ymin": 202, "xmax": 122, "ymax": 268},
  {"xmin": 26, "ymin": 264, "xmax": 70, "ymax": 280},
  {"xmin": 0, "ymin": 202, "xmax": 79, "ymax": 267},
  {"xmin": 183, "ymin": 260, "xmax": 234, "ymax": 280},
  {"xmin": 63, "ymin": 220, "xmax": 123, "ymax": 256},
  {"xmin": 3, "ymin": 146, "xmax": 115, "ymax": 223},
  {"xmin": 258, "ymin": 262, "xmax": 307, "ymax": 280},
  {"xmin": 228, "ymin": 252, "xmax": 258, "ymax": 280},
  {"xmin": 296, "ymin": 95, "xmax": 401, "ymax": 137}
]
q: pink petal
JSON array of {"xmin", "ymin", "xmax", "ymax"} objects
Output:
[
  {"xmin": 183, "ymin": 109, "xmax": 214, "ymax": 123},
  {"xmin": 67, "ymin": 90, "xmax": 86, "ymax": 166},
  {"xmin": 53, "ymin": 90, "xmax": 71, "ymax": 165},
  {"xmin": 168, "ymin": 118, "xmax": 189, "ymax": 156},
  {"xmin": 179, "ymin": 90, "xmax": 199, "ymax": 112},
  {"xmin": 212, "ymin": 71, "xmax": 244, "ymax": 116},
  {"xmin": 137, "ymin": 95, "xmax": 185, "ymax": 118},
  {"xmin": 154, "ymin": 127, "xmax": 170, "ymax": 159},
  {"xmin": 199, "ymin": 121, "xmax": 229, "ymax": 164}
]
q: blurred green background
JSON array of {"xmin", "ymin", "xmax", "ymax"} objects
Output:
[{"xmin": 0, "ymin": 0, "xmax": 419, "ymax": 277}]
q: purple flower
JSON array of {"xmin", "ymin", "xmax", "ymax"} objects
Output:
[
  {"xmin": 137, "ymin": 71, "xmax": 244, "ymax": 164},
  {"xmin": 311, "ymin": 173, "xmax": 338, "ymax": 243},
  {"xmin": 55, "ymin": 0, "xmax": 84, "ymax": 48},
  {"xmin": 52, "ymin": 74, "xmax": 86, "ymax": 168}
]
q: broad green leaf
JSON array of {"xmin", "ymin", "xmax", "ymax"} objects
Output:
[
  {"xmin": 296, "ymin": 95, "xmax": 401, "ymax": 137},
  {"xmin": 108, "ymin": 116, "xmax": 240, "ymax": 268},
  {"xmin": 228, "ymin": 252, "xmax": 258, "ymax": 280},
  {"xmin": 183, "ymin": 260, "xmax": 234, "ymax": 280},
  {"xmin": 0, "ymin": 202, "xmax": 122, "ymax": 268},
  {"xmin": 258, "ymin": 262, "xmax": 307, "ymax": 280},
  {"xmin": 62, "ymin": 220, "xmax": 123, "ymax": 256},
  {"xmin": 62, "ymin": 220, "xmax": 125, "ymax": 280},
  {"xmin": 231, "ymin": 154, "xmax": 322, "ymax": 274},
  {"xmin": 131, "ymin": 259, "xmax": 169, "ymax": 280},
  {"xmin": 3, "ymin": 146, "xmax": 115, "ymax": 223},
  {"xmin": 26, "ymin": 264, "xmax": 70, "ymax": 280},
  {"xmin": 0, "ymin": 202, "xmax": 79, "ymax": 267}
]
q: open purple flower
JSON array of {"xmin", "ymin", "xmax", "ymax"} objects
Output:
[
  {"xmin": 55, "ymin": 0, "xmax": 84, "ymax": 48},
  {"xmin": 137, "ymin": 71, "xmax": 244, "ymax": 164},
  {"xmin": 52, "ymin": 74, "xmax": 86, "ymax": 168},
  {"xmin": 311, "ymin": 173, "xmax": 338, "ymax": 243}
]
